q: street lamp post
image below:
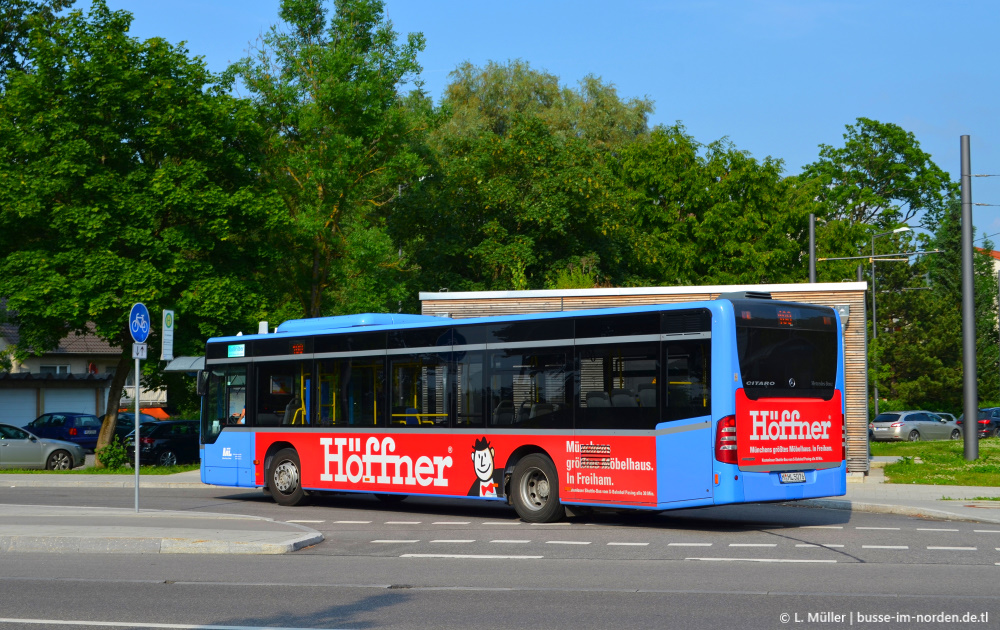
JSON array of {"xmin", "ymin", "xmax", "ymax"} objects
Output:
[{"xmin": 871, "ymin": 226, "xmax": 911, "ymax": 416}]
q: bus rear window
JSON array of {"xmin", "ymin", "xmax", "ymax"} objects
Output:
[{"xmin": 734, "ymin": 301, "xmax": 837, "ymax": 400}]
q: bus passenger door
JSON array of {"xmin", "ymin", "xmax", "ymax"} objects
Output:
[{"xmin": 656, "ymin": 337, "xmax": 713, "ymax": 503}]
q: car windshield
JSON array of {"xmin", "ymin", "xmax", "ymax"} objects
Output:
[
  {"xmin": 872, "ymin": 413, "xmax": 900, "ymax": 423},
  {"xmin": 76, "ymin": 415, "xmax": 102, "ymax": 427}
]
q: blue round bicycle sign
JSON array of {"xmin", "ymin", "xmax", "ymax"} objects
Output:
[{"xmin": 129, "ymin": 303, "xmax": 151, "ymax": 344}]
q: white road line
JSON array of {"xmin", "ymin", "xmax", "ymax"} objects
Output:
[
  {"xmin": 607, "ymin": 542, "xmax": 649, "ymax": 546},
  {"xmin": 286, "ymin": 520, "xmax": 324, "ymax": 523},
  {"xmin": 862, "ymin": 545, "xmax": 908, "ymax": 549},
  {"xmin": 975, "ymin": 529, "xmax": 1000, "ymax": 533},
  {"xmin": 491, "ymin": 539, "xmax": 531, "ymax": 543},
  {"xmin": 371, "ymin": 539, "xmax": 420, "ymax": 544},
  {"xmin": 430, "ymin": 539, "xmax": 475, "ymax": 544},
  {"xmin": 668, "ymin": 542, "xmax": 712, "ymax": 547},
  {"xmin": 800, "ymin": 525, "xmax": 843, "ymax": 529},
  {"xmin": 0, "ymin": 619, "xmax": 337, "ymax": 630},
  {"xmin": 856, "ymin": 527, "xmax": 900, "ymax": 530},
  {"xmin": 917, "ymin": 528, "xmax": 959, "ymax": 531},
  {"xmin": 796, "ymin": 544, "xmax": 845, "ymax": 548},
  {"xmin": 432, "ymin": 521, "xmax": 471, "ymax": 525},
  {"xmin": 385, "ymin": 521, "xmax": 421, "ymax": 525},
  {"xmin": 927, "ymin": 546, "xmax": 977, "ymax": 551},
  {"xmin": 401, "ymin": 554, "xmax": 542, "ymax": 559},
  {"xmin": 729, "ymin": 543, "xmax": 777, "ymax": 547},
  {"xmin": 686, "ymin": 558, "xmax": 837, "ymax": 563},
  {"xmin": 482, "ymin": 521, "xmax": 520, "ymax": 525},
  {"xmin": 532, "ymin": 522, "xmax": 571, "ymax": 526},
  {"xmin": 334, "ymin": 520, "xmax": 371, "ymax": 524},
  {"xmin": 545, "ymin": 540, "xmax": 591, "ymax": 545}
]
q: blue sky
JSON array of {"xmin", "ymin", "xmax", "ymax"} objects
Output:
[{"xmin": 84, "ymin": 1, "xmax": 999, "ymax": 239}]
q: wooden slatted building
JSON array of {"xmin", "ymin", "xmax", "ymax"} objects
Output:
[{"xmin": 420, "ymin": 282, "xmax": 870, "ymax": 476}]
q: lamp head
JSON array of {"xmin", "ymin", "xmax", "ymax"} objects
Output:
[{"xmin": 893, "ymin": 226, "xmax": 911, "ymax": 233}]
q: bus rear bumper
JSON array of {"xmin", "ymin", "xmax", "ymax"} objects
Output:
[{"xmin": 714, "ymin": 461, "xmax": 847, "ymax": 505}]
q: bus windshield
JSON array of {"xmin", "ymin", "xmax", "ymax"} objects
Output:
[{"xmin": 734, "ymin": 300, "xmax": 838, "ymax": 400}]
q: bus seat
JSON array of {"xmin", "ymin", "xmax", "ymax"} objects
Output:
[
  {"xmin": 637, "ymin": 383, "xmax": 657, "ymax": 408},
  {"xmin": 529, "ymin": 402, "xmax": 555, "ymax": 418},
  {"xmin": 493, "ymin": 400, "xmax": 515, "ymax": 425},
  {"xmin": 611, "ymin": 389, "xmax": 637, "ymax": 407},
  {"xmin": 585, "ymin": 391, "xmax": 611, "ymax": 407}
]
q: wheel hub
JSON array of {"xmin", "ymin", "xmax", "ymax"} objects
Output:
[{"xmin": 274, "ymin": 461, "xmax": 299, "ymax": 494}]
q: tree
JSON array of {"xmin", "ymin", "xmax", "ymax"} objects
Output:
[
  {"xmin": 226, "ymin": 0, "xmax": 427, "ymax": 318},
  {"xmin": 0, "ymin": 0, "xmax": 73, "ymax": 82},
  {"xmin": 391, "ymin": 60, "xmax": 651, "ymax": 295},
  {"xmin": 799, "ymin": 117, "xmax": 955, "ymax": 229},
  {"xmin": 0, "ymin": 1, "xmax": 276, "ymax": 458}
]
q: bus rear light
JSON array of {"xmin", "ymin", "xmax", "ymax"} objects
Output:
[{"xmin": 715, "ymin": 415, "xmax": 738, "ymax": 464}]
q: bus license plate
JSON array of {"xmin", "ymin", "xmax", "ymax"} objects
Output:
[{"xmin": 780, "ymin": 472, "xmax": 806, "ymax": 484}]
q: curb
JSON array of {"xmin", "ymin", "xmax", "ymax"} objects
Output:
[
  {"xmin": 0, "ymin": 531, "xmax": 324, "ymax": 554},
  {"xmin": 798, "ymin": 498, "xmax": 1000, "ymax": 525}
]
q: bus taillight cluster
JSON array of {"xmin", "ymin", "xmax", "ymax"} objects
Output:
[{"xmin": 715, "ymin": 415, "xmax": 738, "ymax": 464}]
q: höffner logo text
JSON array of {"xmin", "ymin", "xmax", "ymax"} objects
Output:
[{"xmin": 748, "ymin": 410, "xmax": 832, "ymax": 441}]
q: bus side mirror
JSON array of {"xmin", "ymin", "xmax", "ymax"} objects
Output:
[{"xmin": 196, "ymin": 371, "xmax": 208, "ymax": 397}]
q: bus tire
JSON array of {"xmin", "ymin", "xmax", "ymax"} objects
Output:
[
  {"xmin": 375, "ymin": 494, "xmax": 407, "ymax": 504},
  {"xmin": 267, "ymin": 448, "xmax": 307, "ymax": 506},
  {"xmin": 511, "ymin": 453, "xmax": 564, "ymax": 523}
]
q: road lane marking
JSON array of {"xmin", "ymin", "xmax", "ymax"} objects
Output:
[
  {"xmin": 856, "ymin": 527, "xmax": 900, "ymax": 530},
  {"xmin": 927, "ymin": 546, "xmax": 976, "ymax": 550},
  {"xmin": 286, "ymin": 520, "xmax": 324, "ymax": 523},
  {"xmin": 800, "ymin": 525, "xmax": 843, "ymax": 529},
  {"xmin": 546, "ymin": 540, "xmax": 591, "ymax": 545},
  {"xmin": 917, "ymin": 528, "xmax": 959, "ymax": 531},
  {"xmin": 491, "ymin": 539, "xmax": 531, "ymax": 543},
  {"xmin": 0, "ymin": 619, "xmax": 341, "ymax": 630},
  {"xmin": 608, "ymin": 542, "xmax": 649, "ymax": 546},
  {"xmin": 862, "ymin": 545, "xmax": 908, "ymax": 549},
  {"xmin": 686, "ymin": 558, "xmax": 836, "ymax": 563},
  {"xmin": 334, "ymin": 520, "xmax": 371, "ymax": 524},
  {"xmin": 372, "ymin": 539, "xmax": 419, "ymax": 543},
  {"xmin": 401, "ymin": 554, "xmax": 543, "ymax": 559},
  {"xmin": 432, "ymin": 521, "xmax": 471, "ymax": 525},
  {"xmin": 975, "ymin": 529, "xmax": 1000, "ymax": 533},
  {"xmin": 431, "ymin": 539, "xmax": 475, "ymax": 544},
  {"xmin": 729, "ymin": 543, "xmax": 777, "ymax": 547},
  {"xmin": 796, "ymin": 544, "xmax": 845, "ymax": 548},
  {"xmin": 531, "ymin": 522, "xmax": 571, "ymax": 526},
  {"xmin": 668, "ymin": 542, "xmax": 712, "ymax": 547},
  {"xmin": 482, "ymin": 521, "xmax": 520, "ymax": 525},
  {"xmin": 385, "ymin": 521, "xmax": 421, "ymax": 525}
]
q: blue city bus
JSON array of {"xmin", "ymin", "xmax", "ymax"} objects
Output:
[{"xmin": 200, "ymin": 292, "xmax": 846, "ymax": 522}]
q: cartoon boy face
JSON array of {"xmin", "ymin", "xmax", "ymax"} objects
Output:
[{"xmin": 472, "ymin": 437, "xmax": 495, "ymax": 482}]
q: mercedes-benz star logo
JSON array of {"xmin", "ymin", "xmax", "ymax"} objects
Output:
[{"xmin": 788, "ymin": 378, "xmax": 796, "ymax": 388}]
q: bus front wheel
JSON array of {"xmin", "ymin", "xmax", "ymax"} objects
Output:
[
  {"xmin": 511, "ymin": 453, "xmax": 564, "ymax": 523},
  {"xmin": 268, "ymin": 448, "xmax": 307, "ymax": 506}
]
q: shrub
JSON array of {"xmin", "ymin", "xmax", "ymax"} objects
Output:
[{"xmin": 96, "ymin": 435, "xmax": 131, "ymax": 470}]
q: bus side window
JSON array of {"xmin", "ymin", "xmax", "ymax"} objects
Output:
[
  {"xmin": 663, "ymin": 339, "xmax": 711, "ymax": 422},
  {"xmin": 576, "ymin": 342, "xmax": 658, "ymax": 430},
  {"xmin": 255, "ymin": 361, "xmax": 311, "ymax": 428},
  {"xmin": 318, "ymin": 358, "xmax": 385, "ymax": 427},
  {"xmin": 488, "ymin": 349, "xmax": 572, "ymax": 430},
  {"xmin": 389, "ymin": 353, "xmax": 450, "ymax": 428},
  {"xmin": 202, "ymin": 365, "xmax": 246, "ymax": 444},
  {"xmin": 454, "ymin": 352, "xmax": 485, "ymax": 428}
]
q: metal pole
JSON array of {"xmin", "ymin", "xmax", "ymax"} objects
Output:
[
  {"xmin": 809, "ymin": 213, "xmax": 817, "ymax": 283},
  {"xmin": 960, "ymin": 135, "xmax": 978, "ymax": 461},
  {"xmin": 871, "ymin": 234, "xmax": 878, "ymax": 416},
  {"xmin": 134, "ymin": 356, "xmax": 140, "ymax": 512}
]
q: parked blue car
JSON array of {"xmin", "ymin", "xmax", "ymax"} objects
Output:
[{"xmin": 24, "ymin": 412, "xmax": 103, "ymax": 451}]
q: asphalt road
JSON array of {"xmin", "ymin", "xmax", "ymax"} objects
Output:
[{"xmin": 1, "ymin": 486, "xmax": 997, "ymax": 630}]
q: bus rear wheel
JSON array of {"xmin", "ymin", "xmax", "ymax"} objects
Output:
[
  {"xmin": 511, "ymin": 453, "xmax": 564, "ymax": 523},
  {"xmin": 268, "ymin": 448, "xmax": 307, "ymax": 506}
]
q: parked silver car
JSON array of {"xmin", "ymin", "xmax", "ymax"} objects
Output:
[
  {"xmin": 0, "ymin": 423, "xmax": 86, "ymax": 469},
  {"xmin": 869, "ymin": 411, "xmax": 962, "ymax": 442}
]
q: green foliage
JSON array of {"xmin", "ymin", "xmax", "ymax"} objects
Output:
[
  {"xmin": 226, "ymin": 0, "xmax": 427, "ymax": 317},
  {"xmin": 94, "ymin": 435, "xmax": 130, "ymax": 470},
  {"xmin": 0, "ymin": 1, "xmax": 277, "ymax": 452},
  {"xmin": 799, "ymin": 117, "xmax": 955, "ymax": 229},
  {"xmin": 873, "ymin": 439, "xmax": 1000, "ymax": 486},
  {"xmin": 0, "ymin": 0, "xmax": 73, "ymax": 81}
]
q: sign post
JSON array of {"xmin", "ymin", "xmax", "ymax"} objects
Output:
[
  {"xmin": 129, "ymin": 303, "xmax": 151, "ymax": 513},
  {"xmin": 160, "ymin": 310, "xmax": 174, "ymax": 362}
]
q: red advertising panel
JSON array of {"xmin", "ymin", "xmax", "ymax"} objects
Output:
[
  {"xmin": 735, "ymin": 389, "xmax": 843, "ymax": 470},
  {"xmin": 254, "ymin": 432, "xmax": 658, "ymax": 506}
]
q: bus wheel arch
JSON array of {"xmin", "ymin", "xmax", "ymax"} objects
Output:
[
  {"xmin": 501, "ymin": 445, "xmax": 549, "ymax": 499},
  {"xmin": 266, "ymin": 445, "xmax": 308, "ymax": 506},
  {"xmin": 508, "ymin": 450, "xmax": 564, "ymax": 523}
]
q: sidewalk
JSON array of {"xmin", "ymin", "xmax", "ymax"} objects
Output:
[{"xmin": 0, "ymin": 471, "xmax": 324, "ymax": 554}]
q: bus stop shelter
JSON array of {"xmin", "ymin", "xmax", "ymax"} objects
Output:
[{"xmin": 420, "ymin": 282, "xmax": 870, "ymax": 477}]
